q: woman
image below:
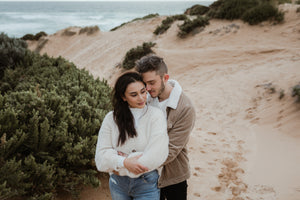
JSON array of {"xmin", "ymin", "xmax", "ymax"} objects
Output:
[{"xmin": 95, "ymin": 72, "xmax": 169, "ymax": 200}]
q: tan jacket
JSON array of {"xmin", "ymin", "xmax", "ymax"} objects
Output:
[{"xmin": 158, "ymin": 92, "xmax": 196, "ymax": 188}]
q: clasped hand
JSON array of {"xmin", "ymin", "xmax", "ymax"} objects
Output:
[{"xmin": 118, "ymin": 151, "xmax": 148, "ymax": 175}]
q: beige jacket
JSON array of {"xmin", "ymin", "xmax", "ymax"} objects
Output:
[{"xmin": 147, "ymin": 80, "xmax": 196, "ymax": 188}]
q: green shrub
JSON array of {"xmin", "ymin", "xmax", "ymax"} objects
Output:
[
  {"xmin": 0, "ymin": 35, "xmax": 112, "ymax": 199},
  {"xmin": 207, "ymin": 0, "xmax": 284, "ymax": 25},
  {"xmin": 21, "ymin": 31, "xmax": 47, "ymax": 41},
  {"xmin": 122, "ymin": 42, "xmax": 156, "ymax": 70},
  {"xmin": 242, "ymin": 3, "xmax": 284, "ymax": 25},
  {"xmin": 111, "ymin": 13, "xmax": 159, "ymax": 31},
  {"xmin": 153, "ymin": 14, "xmax": 188, "ymax": 35},
  {"xmin": 296, "ymin": 0, "xmax": 300, "ymax": 4},
  {"xmin": 184, "ymin": 4, "xmax": 210, "ymax": 15},
  {"xmin": 178, "ymin": 16, "xmax": 209, "ymax": 38},
  {"xmin": 0, "ymin": 33, "xmax": 29, "ymax": 79},
  {"xmin": 292, "ymin": 84, "xmax": 300, "ymax": 102},
  {"xmin": 79, "ymin": 26, "xmax": 100, "ymax": 35},
  {"xmin": 297, "ymin": 7, "xmax": 300, "ymax": 13}
]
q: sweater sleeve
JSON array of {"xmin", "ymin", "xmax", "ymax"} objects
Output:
[
  {"xmin": 137, "ymin": 108, "xmax": 169, "ymax": 171},
  {"xmin": 94, "ymin": 112, "xmax": 124, "ymax": 172}
]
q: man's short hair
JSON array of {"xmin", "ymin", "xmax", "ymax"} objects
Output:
[{"xmin": 135, "ymin": 54, "xmax": 168, "ymax": 77}]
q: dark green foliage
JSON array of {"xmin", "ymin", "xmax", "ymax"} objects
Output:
[
  {"xmin": 153, "ymin": 14, "xmax": 188, "ymax": 35},
  {"xmin": 122, "ymin": 42, "xmax": 156, "ymax": 70},
  {"xmin": 297, "ymin": 7, "xmax": 300, "ymax": 13},
  {"xmin": 0, "ymin": 33, "xmax": 29, "ymax": 79},
  {"xmin": 242, "ymin": 3, "xmax": 284, "ymax": 25},
  {"xmin": 178, "ymin": 16, "xmax": 210, "ymax": 38},
  {"xmin": 111, "ymin": 13, "xmax": 159, "ymax": 31},
  {"xmin": 184, "ymin": 4, "xmax": 210, "ymax": 15},
  {"xmin": 296, "ymin": 0, "xmax": 300, "ymax": 4},
  {"xmin": 292, "ymin": 84, "xmax": 300, "ymax": 102},
  {"xmin": 207, "ymin": 0, "xmax": 284, "ymax": 25},
  {"xmin": 0, "ymin": 35, "xmax": 112, "ymax": 199},
  {"xmin": 21, "ymin": 31, "xmax": 47, "ymax": 41},
  {"xmin": 79, "ymin": 26, "xmax": 100, "ymax": 35}
]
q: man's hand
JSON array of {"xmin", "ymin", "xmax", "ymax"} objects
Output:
[{"xmin": 124, "ymin": 155, "xmax": 149, "ymax": 175}]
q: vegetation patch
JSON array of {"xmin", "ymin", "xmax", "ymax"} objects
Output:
[
  {"xmin": 153, "ymin": 14, "xmax": 187, "ymax": 35},
  {"xmin": 184, "ymin": 4, "xmax": 210, "ymax": 15},
  {"xmin": 21, "ymin": 31, "xmax": 47, "ymax": 41},
  {"xmin": 79, "ymin": 26, "xmax": 100, "ymax": 35},
  {"xmin": 178, "ymin": 16, "xmax": 210, "ymax": 38},
  {"xmin": 0, "ymin": 33, "xmax": 112, "ymax": 199},
  {"xmin": 207, "ymin": 0, "xmax": 284, "ymax": 25},
  {"xmin": 122, "ymin": 42, "xmax": 156, "ymax": 70},
  {"xmin": 111, "ymin": 13, "xmax": 159, "ymax": 31}
]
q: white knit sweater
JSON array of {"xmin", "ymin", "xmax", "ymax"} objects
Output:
[{"xmin": 95, "ymin": 105, "xmax": 169, "ymax": 178}]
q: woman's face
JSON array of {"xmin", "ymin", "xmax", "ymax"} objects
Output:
[{"xmin": 122, "ymin": 81, "xmax": 147, "ymax": 108}]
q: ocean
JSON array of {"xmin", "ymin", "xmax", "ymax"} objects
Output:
[{"xmin": 0, "ymin": 1, "xmax": 212, "ymax": 38}]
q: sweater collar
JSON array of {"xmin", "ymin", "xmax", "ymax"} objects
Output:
[{"xmin": 166, "ymin": 79, "xmax": 182, "ymax": 109}]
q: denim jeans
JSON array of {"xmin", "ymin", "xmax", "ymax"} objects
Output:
[{"xmin": 109, "ymin": 170, "xmax": 160, "ymax": 200}]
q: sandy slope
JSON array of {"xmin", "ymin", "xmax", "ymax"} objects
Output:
[{"xmin": 28, "ymin": 4, "xmax": 300, "ymax": 200}]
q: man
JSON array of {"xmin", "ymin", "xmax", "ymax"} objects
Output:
[{"xmin": 135, "ymin": 55, "xmax": 196, "ymax": 200}]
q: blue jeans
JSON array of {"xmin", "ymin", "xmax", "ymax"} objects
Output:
[{"xmin": 109, "ymin": 170, "xmax": 160, "ymax": 200}]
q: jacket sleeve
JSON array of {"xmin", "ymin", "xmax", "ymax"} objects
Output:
[
  {"xmin": 163, "ymin": 102, "xmax": 196, "ymax": 165},
  {"xmin": 137, "ymin": 109, "xmax": 169, "ymax": 171},
  {"xmin": 94, "ymin": 112, "xmax": 124, "ymax": 172}
]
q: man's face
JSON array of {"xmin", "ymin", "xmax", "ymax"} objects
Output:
[{"xmin": 142, "ymin": 71, "xmax": 166, "ymax": 98}]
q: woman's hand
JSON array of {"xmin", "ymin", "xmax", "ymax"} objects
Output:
[{"xmin": 124, "ymin": 155, "xmax": 149, "ymax": 175}]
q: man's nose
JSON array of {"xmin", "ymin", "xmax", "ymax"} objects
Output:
[{"xmin": 146, "ymin": 85, "xmax": 151, "ymax": 91}]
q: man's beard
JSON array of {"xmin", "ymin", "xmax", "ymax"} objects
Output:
[{"xmin": 157, "ymin": 79, "xmax": 165, "ymax": 99}]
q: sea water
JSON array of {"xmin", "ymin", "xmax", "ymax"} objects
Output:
[{"xmin": 0, "ymin": 1, "xmax": 212, "ymax": 38}]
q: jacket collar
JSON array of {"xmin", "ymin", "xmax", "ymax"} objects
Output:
[{"xmin": 147, "ymin": 79, "xmax": 182, "ymax": 109}]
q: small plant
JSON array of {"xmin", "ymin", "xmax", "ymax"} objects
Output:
[
  {"xmin": 177, "ymin": 16, "xmax": 209, "ymax": 38},
  {"xmin": 79, "ymin": 26, "xmax": 100, "ymax": 35},
  {"xmin": 122, "ymin": 42, "xmax": 156, "ymax": 70},
  {"xmin": 279, "ymin": 89, "xmax": 285, "ymax": 99},
  {"xmin": 297, "ymin": 7, "xmax": 300, "ymax": 13},
  {"xmin": 296, "ymin": 0, "xmax": 300, "ymax": 4},
  {"xmin": 292, "ymin": 84, "xmax": 300, "ymax": 102},
  {"xmin": 184, "ymin": 4, "xmax": 210, "ymax": 15}
]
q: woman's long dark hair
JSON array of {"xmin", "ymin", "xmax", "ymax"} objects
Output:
[{"xmin": 112, "ymin": 72, "xmax": 145, "ymax": 146}]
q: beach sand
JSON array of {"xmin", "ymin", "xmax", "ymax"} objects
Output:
[{"xmin": 28, "ymin": 4, "xmax": 300, "ymax": 200}]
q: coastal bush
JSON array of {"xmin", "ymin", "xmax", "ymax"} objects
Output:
[
  {"xmin": 111, "ymin": 13, "xmax": 159, "ymax": 31},
  {"xmin": 122, "ymin": 42, "xmax": 156, "ymax": 70},
  {"xmin": 296, "ymin": 0, "xmax": 300, "ymax": 4},
  {"xmin": 277, "ymin": 0, "xmax": 292, "ymax": 4},
  {"xmin": 207, "ymin": 0, "xmax": 284, "ymax": 24},
  {"xmin": 184, "ymin": 4, "xmax": 210, "ymax": 15},
  {"xmin": 242, "ymin": 3, "xmax": 284, "ymax": 25},
  {"xmin": 297, "ymin": 7, "xmax": 300, "ymax": 13},
  {"xmin": 79, "ymin": 26, "xmax": 100, "ymax": 35},
  {"xmin": 153, "ymin": 14, "xmax": 188, "ymax": 35},
  {"xmin": 0, "ymin": 35, "xmax": 112, "ymax": 199},
  {"xmin": 0, "ymin": 33, "xmax": 29, "ymax": 79},
  {"xmin": 292, "ymin": 84, "xmax": 300, "ymax": 102},
  {"xmin": 178, "ymin": 16, "xmax": 209, "ymax": 38},
  {"xmin": 21, "ymin": 31, "xmax": 47, "ymax": 41}
]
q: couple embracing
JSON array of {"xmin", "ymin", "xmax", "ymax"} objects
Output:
[{"xmin": 95, "ymin": 55, "xmax": 196, "ymax": 200}]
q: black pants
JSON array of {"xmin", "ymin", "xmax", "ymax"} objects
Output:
[{"xmin": 160, "ymin": 181, "xmax": 188, "ymax": 200}]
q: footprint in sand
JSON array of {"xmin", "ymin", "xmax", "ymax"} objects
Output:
[{"xmin": 193, "ymin": 193, "xmax": 201, "ymax": 197}]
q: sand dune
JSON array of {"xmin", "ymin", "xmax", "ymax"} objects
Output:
[{"xmin": 28, "ymin": 4, "xmax": 300, "ymax": 200}]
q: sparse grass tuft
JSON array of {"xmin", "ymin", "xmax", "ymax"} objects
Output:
[
  {"xmin": 184, "ymin": 4, "xmax": 210, "ymax": 15},
  {"xmin": 21, "ymin": 31, "xmax": 47, "ymax": 41},
  {"xmin": 153, "ymin": 14, "xmax": 188, "ymax": 35},
  {"xmin": 79, "ymin": 26, "xmax": 100, "ymax": 35},
  {"xmin": 292, "ymin": 84, "xmax": 300, "ymax": 102}
]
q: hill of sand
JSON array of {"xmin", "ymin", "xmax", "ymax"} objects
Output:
[{"xmin": 28, "ymin": 4, "xmax": 300, "ymax": 200}]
